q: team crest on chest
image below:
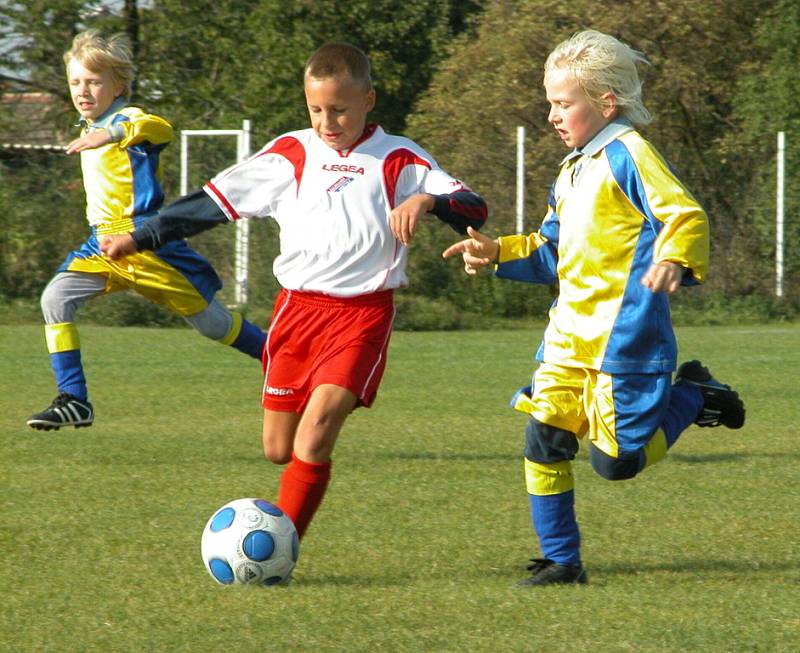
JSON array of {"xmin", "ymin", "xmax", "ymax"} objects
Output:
[{"xmin": 327, "ymin": 176, "xmax": 355, "ymax": 193}]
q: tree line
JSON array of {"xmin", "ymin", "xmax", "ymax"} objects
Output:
[{"xmin": 1, "ymin": 0, "xmax": 797, "ymax": 322}]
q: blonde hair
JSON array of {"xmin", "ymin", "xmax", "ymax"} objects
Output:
[
  {"xmin": 63, "ymin": 29, "xmax": 135, "ymax": 99},
  {"xmin": 545, "ymin": 30, "xmax": 651, "ymax": 127},
  {"xmin": 304, "ymin": 42, "xmax": 372, "ymax": 89}
]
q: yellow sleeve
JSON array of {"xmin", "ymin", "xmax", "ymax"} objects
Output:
[
  {"xmin": 496, "ymin": 232, "xmax": 550, "ymax": 263},
  {"xmin": 116, "ymin": 108, "xmax": 173, "ymax": 148}
]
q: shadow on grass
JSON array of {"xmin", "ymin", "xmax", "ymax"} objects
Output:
[
  {"xmin": 480, "ymin": 557, "xmax": 798, "ymax": 588},
  {"xmin": 376, "ymin": 451, "xmax": 518, "ymax": 462},
  {"xmin": 595, "ymin": 557, "xmax": 797, "ymax": 577},
  {"xmin": 293, "ymin": 558, "xmax": 798, "ymax": 589},
  {"xmin": 670, "ymin": 451, "xmax": 800, "ymax": 464}
]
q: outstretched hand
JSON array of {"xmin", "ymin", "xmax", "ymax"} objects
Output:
[
  {"xmin": 99, "ymin": 234, "xmax": 137, "ymax": 260},
  {"xmin": 641, "ymin": 261, "xmax": 684, "ymax": 294},
  {"xmin": 441, "ymin": 226, "xmax": 499, "ymax": 276},
  {"xmin": 66, "ymin": 130, "xmax": 112, "ymax": 155}
]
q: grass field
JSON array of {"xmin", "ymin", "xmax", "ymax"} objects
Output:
[{"xmin": 2, "ymin": 323, "xmax": 798, "ymax": 652}]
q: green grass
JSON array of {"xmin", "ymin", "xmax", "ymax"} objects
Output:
[{"xmin": 2, "ymin": 323, "xmax": 799, "ymax": 653}]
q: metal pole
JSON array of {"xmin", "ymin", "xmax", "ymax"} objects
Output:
[
  {"xmin": 180, "ymin": 131, "xmax": 189, "ymax": 196},
  {"xmin": 776, "ymin": 131, "xmax": 785, "ymax": 298},
  {"xmin": 516, "ymin": 126, "xmax": 525, "ymax": 235},
  {"xmin": 234, "ymin": 120, "xmax": 252, "ymax": 305}
]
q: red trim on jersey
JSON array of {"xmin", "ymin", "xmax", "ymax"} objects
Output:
[
  {"xmin": 338, "ymin": 123, "xmax": 378, "ymax": 158},
  {"xmin": 204, "ymin": 181, "xmax": 240, "ymax": 220},
  {"xmin": 382, "ymin": 148, "xmax": 432, "ymax": 209},
  {"xmin": 445, "ymin": 195, "xmax": 489, "ymax": 221},
  {"xmin": 259, "ymin": 135, "xmax": 306, "ymax": 195}
]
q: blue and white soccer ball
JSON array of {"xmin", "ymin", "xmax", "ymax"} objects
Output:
[{"xmin": 200, "ymin": 498, "xmax": 299, "ymax": 586}]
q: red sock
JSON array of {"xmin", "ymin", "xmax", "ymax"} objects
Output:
[{"xmin": 277, "ymin": 453, "xmax": 332, "ymax": 539}]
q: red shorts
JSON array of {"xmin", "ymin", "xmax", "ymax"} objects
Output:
[{"xmin": 261, "ymin": 288, "xmax": 395, "ymax": 412}]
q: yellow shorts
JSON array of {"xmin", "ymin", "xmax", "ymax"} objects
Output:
[
  {"xmin": 58, "ymin": 234, "xmax": 221, "ymax": 316},
  {"xmin": 520, "ymin": 362, "xmax": 671, "ymax": 459}
]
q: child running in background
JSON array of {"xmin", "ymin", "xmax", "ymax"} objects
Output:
[
  {"xmin": 101, "ymin": 42, "xmax": 488, "ymax": 542},
  {"xmin": 27, "ymin": 30, "xmax": 266, "ymax": 432},
  {"xmin": 443, "ymin": 30, "xmax": 744, "ymax": 586}
]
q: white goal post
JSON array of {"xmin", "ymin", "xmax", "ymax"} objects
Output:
[{"xmin": 179, "ymin": 120, "xmax": 251, "ymax": 306}]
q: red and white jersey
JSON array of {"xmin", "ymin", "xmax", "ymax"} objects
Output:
[{"xmin": 204, "ymin": 125, "xmax": 469, "ymax": 297}]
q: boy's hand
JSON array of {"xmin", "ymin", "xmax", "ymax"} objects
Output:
[
  {"xmin": 441, "ymin": 226, "xmax": 499, "ymax": 276},
  {"xmin": 66, "ymin": 130, "xmax": 112, "ymax": 154},
  {"xmin": 390, "ymin": 193, "xmax": 435, "ymax": 245},
  {"xmin": 641, "ymin": 261, "xmax": 684, "ymax": 294},
  {"xmin": 99, "ymin": 234, "xmax": 137, "ymax": 260}
]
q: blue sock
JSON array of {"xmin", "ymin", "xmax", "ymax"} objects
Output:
[
  {"xmin": 231, "ymin": 319, "xmax": 266, "ymax": 360},
  {"xmin": 50, "ymin": 349, "xmax": 87, "ymax": 401},
  {"xmin": 662, "ymin": 382, "xmax": 704, "ymax": 446},
  {"xmin": 529, "ymin": 490, "xmax": 581, "ymax": 566}
]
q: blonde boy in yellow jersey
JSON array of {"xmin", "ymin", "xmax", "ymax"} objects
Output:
[
  {"xmin": 444, "ymin": 30, "xmax": 745, "ymax": 585},
  {"xmin": 27, "ymin": 30, "xmax": 265, "ymax": 431}
]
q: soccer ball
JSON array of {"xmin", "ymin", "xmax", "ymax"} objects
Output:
[{"xmin": 200, "ymin": 498, "xmax": 299, "ymax": 586}]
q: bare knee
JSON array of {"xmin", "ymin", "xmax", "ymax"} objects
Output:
[
  {"xmin": 262, "ymin": 409, "xmax": 300, "ymax": 465},
  {"xmin": 263, "ymin": 444, "xmax": 292, "ymax": 465}
]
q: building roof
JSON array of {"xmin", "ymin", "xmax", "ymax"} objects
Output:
[{"xmin": 1, "ymin": 92, "xmax": 70, "ymax": 149}]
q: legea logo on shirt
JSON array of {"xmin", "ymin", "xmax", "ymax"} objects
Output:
[
  {"xmin": 322, "ymin": 163, "xmax": 365, "ymax": 174},
  {"xmin": 327, "ymin": 176, "xmax": 354, "ymax": 193}
]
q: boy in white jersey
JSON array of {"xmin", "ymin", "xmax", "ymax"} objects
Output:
[
  {"xmin": 101, "ymin": 42, "xmax": 487, "ymax": 543},
  {"xmin": 444, "ymin": 30, "xmax": 744, "ymax": 586},
  {"xmin": 26, "ymin": 30, "xmax": 266, "ymax": 432}
]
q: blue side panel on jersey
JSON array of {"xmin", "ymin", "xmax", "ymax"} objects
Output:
[
  {"xmin": 209, "ymin": 558, "xmax": 235, "ymax": 584},
  {"xmin": 149, "ymin": 238, "xmax": 222, "ymax": 303},
  {"xmin": 602, "ymin": 140, "xmax": 676, "ymax": 374},
  {"xmin": 210, "ymin": 507, "xmax": 235, "ymax": 532},
  {"xmin": 255, "ymin": 499, "xmax": 283, "ymax": 516},
  {"xmin": 243, "ymin": 530, "xmax": 275, "ymax": 562},
  {"xmin": 112, "ymin": 113, "xmax": 166, "ymax": 216}
]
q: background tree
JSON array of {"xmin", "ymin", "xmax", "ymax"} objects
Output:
[
  {"xmin": 0, "ymin": 0, "xmax": 796, "ymax": 322},
  {"xmin": 716, "ymin": 0, "xmax": 800, "ymax": 297}
]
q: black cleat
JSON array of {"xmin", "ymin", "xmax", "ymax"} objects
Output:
[
  {"xmin": 675, "ymin": 360, "xmax": 745, "ymax": 429},
  {"xmin": 27, "ymin": 392, "xmax": 94, "ymax": 431},
  {"xmin": 516, "ymin": 558, "xmax": 587, "ymax": 587}
]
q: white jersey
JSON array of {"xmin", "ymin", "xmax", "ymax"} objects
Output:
[{"xmin": 203, "ymin": 125, "xmax": 467, "ymax": 297}]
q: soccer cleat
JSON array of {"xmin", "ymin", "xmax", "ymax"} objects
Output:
[
  {"xmin": 27, "ymin": 392, "xmax": 94, "ymax": 431},
  {"xmin": 675, "ymin": 360, "xmax": 745, "ymax": 429},
  {"xmin": 516, "ymin": 558, "xmax": 587, "ymax": 587}
]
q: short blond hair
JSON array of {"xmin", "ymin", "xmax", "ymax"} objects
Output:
[
  {"xmin": 63, "ymin": 30, "xmax": 135, "ymax": 99},
  {"xmin": 545, "ymin": 30, "xmax": 651, "ymax": 127},
  {"xmin": 304, "ymin": 42, "xmax": 372, "ymax": 89}
]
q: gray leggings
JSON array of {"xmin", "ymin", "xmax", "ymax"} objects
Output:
[{"xmin": 41, "ymin": 271, "xmax": 233, "ymax": 340}]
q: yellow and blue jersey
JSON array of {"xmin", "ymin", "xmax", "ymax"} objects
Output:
[
  {"xmin": 496, "ymin": 120, "xmax": 709, "ymax": 374},
  {"xmin": 78, "ymin": 97, "xmax": 172, "ymax": 234},
  {"xmin": 56, "ymin": 97, "xmax": 221, "ymax": 313}
]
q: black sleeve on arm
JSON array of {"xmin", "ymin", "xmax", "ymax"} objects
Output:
[
  {"xmin": 131, "ymin": 189, "xmax": 229, "ymax": 251},
  {"xmin": 430, "ymin": 190, "xmax": 488, "ymax": 235}
]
